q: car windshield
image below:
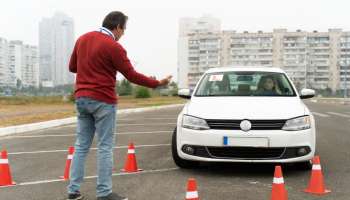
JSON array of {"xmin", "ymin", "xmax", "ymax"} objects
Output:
[{"xmin": 195, "ymin": 71, "xmax": 296, "ymax": 97}]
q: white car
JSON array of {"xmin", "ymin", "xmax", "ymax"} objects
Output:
[{"xmin": 172, "ymin": 67, "xmax": 316, "ymax": 170}]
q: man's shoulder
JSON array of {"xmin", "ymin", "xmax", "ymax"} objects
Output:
[
  {"xmin": 104, "ymin": 40, "xmax": 126, "ymax": 53},
  {"xmin": 79, "ymin": 31, "xmax": 100, "ymax": 39},
  {"xmin": 113, "ymin": 41, "xmax": 125, "ymax": 51},
  {"xmin": 77, "ymin": 32, "xmax": 126, "ymax": 52}
]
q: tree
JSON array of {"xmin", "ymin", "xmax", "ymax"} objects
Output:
[
  {"xmin": 135, "ymin": 86, "xmax": 151, "ymax": 98},
  {"xmin": 117, "ymin": 79, "xmax": 133, "ymax": 96},
  {"xmin": 16, "ymin": 79, "xmax": 22, "ymax": 90},
  {"xmin": 169, "ymin": 81, "xmax": 178, "ymax": 96}
]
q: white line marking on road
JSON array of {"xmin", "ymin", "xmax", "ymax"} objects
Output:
[
  {"xmin": 8, "ymin": 144, "xmax": 171, "ymax": 155},
  {"xmin": 121, "ymin": 115, "xmax": 177, "ymax": 118},
  {"xmin": 14, "ymin": 168, "xmax": 179, "ymax": 187},
  {"xmin": 118, "ymin": 118, "xmax": 177, "ymax": 121},
  {"xmin": 312, "ymin": 112, "xmax": 330, "ymax": 117},
  {"xmin": 2, "ymin": 130, "xmax": 171, "ymax": 139},
  {"xmin": 326, "ymin": 112, "xmax": 350, "ymax": 118},
  {"xmin": 117, "ymin": 130, "xmax": 171, "ymax": 135},
  {"xmin": 53, "ymin": 122, "xmax": 176, "ymax": 128},
  {"xmin": 56, "ymin": 124, "xmax": 76, "ymax": 128},
  {"xmin": 118, "ymin": 123, "xmax": 176, "ymax": 126}
]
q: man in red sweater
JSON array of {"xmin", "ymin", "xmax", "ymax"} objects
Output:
[{"xmin": 67, "ymin": 11, "xmax": 172, "ymax": 200}]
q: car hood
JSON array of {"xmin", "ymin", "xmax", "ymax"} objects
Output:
[{"xmin": 186, "ymin": 97, "xmax": 307, "ymax": 120}]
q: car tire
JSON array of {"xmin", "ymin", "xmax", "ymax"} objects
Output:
[
  {"xmin": 171, "ymin": 128, "xmax": 199, "ymax": 168},
  {"xmin": 295, "ymin": 160, "xmax": 313, "ymax": 170}
]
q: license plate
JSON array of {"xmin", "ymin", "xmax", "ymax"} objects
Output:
[{"xmin": 223, "ymin": 136, "xmax": 269, "ymax": 147}]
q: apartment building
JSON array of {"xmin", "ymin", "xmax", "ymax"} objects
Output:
[
  {"xmin": 0, "ymin": 39, "xmax": 38, "ymax": 88},
  {"xmin": 178, "ymin": 15, "xmax": 221, "ymax": 89},
  {"xmin": 186, "ymin": 32, "xmax": 222, "ymax": 88},
  {"xmin": 9, "ymin": 41, "xmax": 39, "ymax": 88},
  {"xmin": 0, "ymin": 37, "xmax": 14, "ymax": 87},
  {"xmin": 178, "ymin": 17, "xmax": 350, "ymax": 93}
]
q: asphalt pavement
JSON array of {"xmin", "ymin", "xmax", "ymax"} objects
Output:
[{"xmin": 0, "ymin": 100, "xmax": 349, "ymax": 200}]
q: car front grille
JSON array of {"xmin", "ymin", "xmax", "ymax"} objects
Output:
[
  {"xmin": 207, "ymin": 147, "xmax": 285, "ymax": 159},
  {"xmin": 206, "ymin": 119, "xmax": 287, "ymax": 130}
]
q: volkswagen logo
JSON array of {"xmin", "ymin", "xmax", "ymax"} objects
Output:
[{"xmin": 240, "ymin": 120, "xmax": 252, "ymax": 132}]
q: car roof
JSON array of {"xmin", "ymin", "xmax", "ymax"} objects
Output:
[{"xmin": 205, "ymin": 66, "xmax": 285, "ymax": 74}]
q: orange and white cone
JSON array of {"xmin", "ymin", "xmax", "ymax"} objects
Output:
[
  {"xmin": 60, "ymin": 146, "xmax": 74, "ymax": 180},
  {"xmin": 0, "ymin": 150, "xmax": 16, "ymax": 186},
  {"xmin": 121, "ymin": 143, "xmax": 142, "ymax": 173},
  {"xmin": 185, "ymin": 178, "xmax": 199, "ymax": 200},
  {"xmin": 271, "ymin": 165, "xmax": 288, "ymax": 200},
  {"xmin": 304, "ymin": 156, "xmax": 331, "ymax": 195}
]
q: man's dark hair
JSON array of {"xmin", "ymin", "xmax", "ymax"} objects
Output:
[{"xmin": 102, "ymin": 11, "xmax": 128, "ymax": 31}]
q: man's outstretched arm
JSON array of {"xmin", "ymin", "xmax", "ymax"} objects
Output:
[{"xmin": 112, "ymin": 45, "xmax": 171, "ymax": 87}]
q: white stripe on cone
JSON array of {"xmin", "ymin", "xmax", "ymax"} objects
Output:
[
  {"xmin": 0, "ymin": 159, "xmax": 9, "ymax": 164},
  {"xmin": 128, "ymin": 149, "xmax": 135, "ymax": 154},
  {"xmin": 273, "ymin": 177, "xmax": 284, "ymax": 184},
  {"xmin": 312, "ymin": 164, "xmax": 322, "ymax": 170},
  {"xmin": 186, "ymin": 191, "xmax": 199, "ymax": 199},
  {"xmin": 67, "ymin": 155, "xmax": 73, "ymax": 160}
]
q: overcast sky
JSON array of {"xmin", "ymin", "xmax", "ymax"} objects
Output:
[{"xmin": 1, "ymin": 0, "xmax": 350, "ymax": 81}]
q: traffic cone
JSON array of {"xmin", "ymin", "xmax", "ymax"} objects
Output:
[
  {"xmin": 0, "ymin": 150, "xmax": 16, "ymax": 186},
  {"xmin": 304, "ymin": 156, "xmax": 331, "ymax": 195},
  {"xmin": 60, "ymin": 146, "xmax": 74, "ymax": 180},
  {"xmin": 121, "ymin": 143, "xmax": 142, "ymax": 173},
  {"xmin": 271, "ymin": 165, "xmax": 288, "ymax": 200},
  {"xmin": 185, "ymin": 178, "xmax": 199, "ymax": 200}
]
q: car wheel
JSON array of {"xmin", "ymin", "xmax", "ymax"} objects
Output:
[
  {"xmin": 171, "ymin": 128, "xmax": 199, "ymax": 169},
  {"xmin": 295, "ymin": 160, "xmax": 313, "ymax": 170}
]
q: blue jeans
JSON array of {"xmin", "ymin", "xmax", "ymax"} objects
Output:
[{"xmin": 68, "ymin": 97, "xmax": 116, "ymax": 197}]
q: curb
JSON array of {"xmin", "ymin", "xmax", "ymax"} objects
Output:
[
  {"xmin": 310, "ymin": 98, "xmax": 350, "ymax": 105},
  {"xmin": 0, "ymin": 104, "xmax": 184, "ymax": 137}
]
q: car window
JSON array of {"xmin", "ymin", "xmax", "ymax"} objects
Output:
[{"xmin": 195, "ymin": 71, "xmax": 296, "ymax": 97}]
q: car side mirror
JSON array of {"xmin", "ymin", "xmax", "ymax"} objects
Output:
[
  {"xmin": 178, "ymin": 88, "xmax": 192, "ymax": 99},
  {"xmin": 300, "ymin": 89, "xmax": 315, "ymax": 99}
]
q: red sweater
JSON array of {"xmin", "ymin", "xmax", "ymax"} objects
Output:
[{"xmin": 69, "ymin": 31, "xmax": 160, "ymax": 104}]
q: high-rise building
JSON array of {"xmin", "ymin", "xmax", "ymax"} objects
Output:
[
  {"xmin": 340, "ymin": 32, "xmax": 350, "ymax": 91},
  {"xmin": 0, "ymin": 37, "xmax": 14, "ymax": 87},
  {"xmin": 8, "ymin": 40, "xmax": 39, "ymax": 88},
  {"xmin": 178, "ymin": 15, "xmax": 221, "ymax": 89},
  {"xmin": 39, "ymin": 12, "xmax": 75, "ymax": 87},
  {"xmin": 178, "ymin": 19, "xmax": 350, "ymax": 94},
  {"xmin": 0, "ymin": 39, "xmax": 38, "ymax": 88},
  {"xmin": 22, "ymin": 44, "xmax": 39, "ymax": 88}
]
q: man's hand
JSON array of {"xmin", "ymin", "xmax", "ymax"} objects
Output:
[{"xmin": 159, "ymin": 75, "xmax": 173, "ymax": 86}]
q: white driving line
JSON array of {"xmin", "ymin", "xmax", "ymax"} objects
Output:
[
  {"xmin": 118, "ymin": 117, "xmax": 176, "ymax": 120},
  {"xmin": 118, "ymin": 123, "xmax": 176, "ymax": 126},
  {"xmin": 54, "ymin": 122, "xmax": 176, "ymax": 128},
  {"xmin": 8, "ymin": 143, "xmax": 171, "ymax": 155},
  {"xmin": 312, "ymin": 112, "xmax": 330, "ymax": 117},
  {"xmin": 2, "ymin": 130, "xmax": 171, "ymax": 139},
  {"xmin": 11, "ymin": 168, "xmax": 179, "ymax": 187},
  {"xmin": 62, "ymin": 123, "xmax": 176, "ymax": 128},
  {"xmin": 326, "ymin": 112, "xmax": 350, "ymax": 118}
]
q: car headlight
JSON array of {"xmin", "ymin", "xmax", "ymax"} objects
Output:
[
  {"xmin": 182, "ymin": 115, "xmax": 210, "ymax": 130},
  {"xmin": 282, "ymin": 115, "xmax": 311, "ymax": 131}
]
